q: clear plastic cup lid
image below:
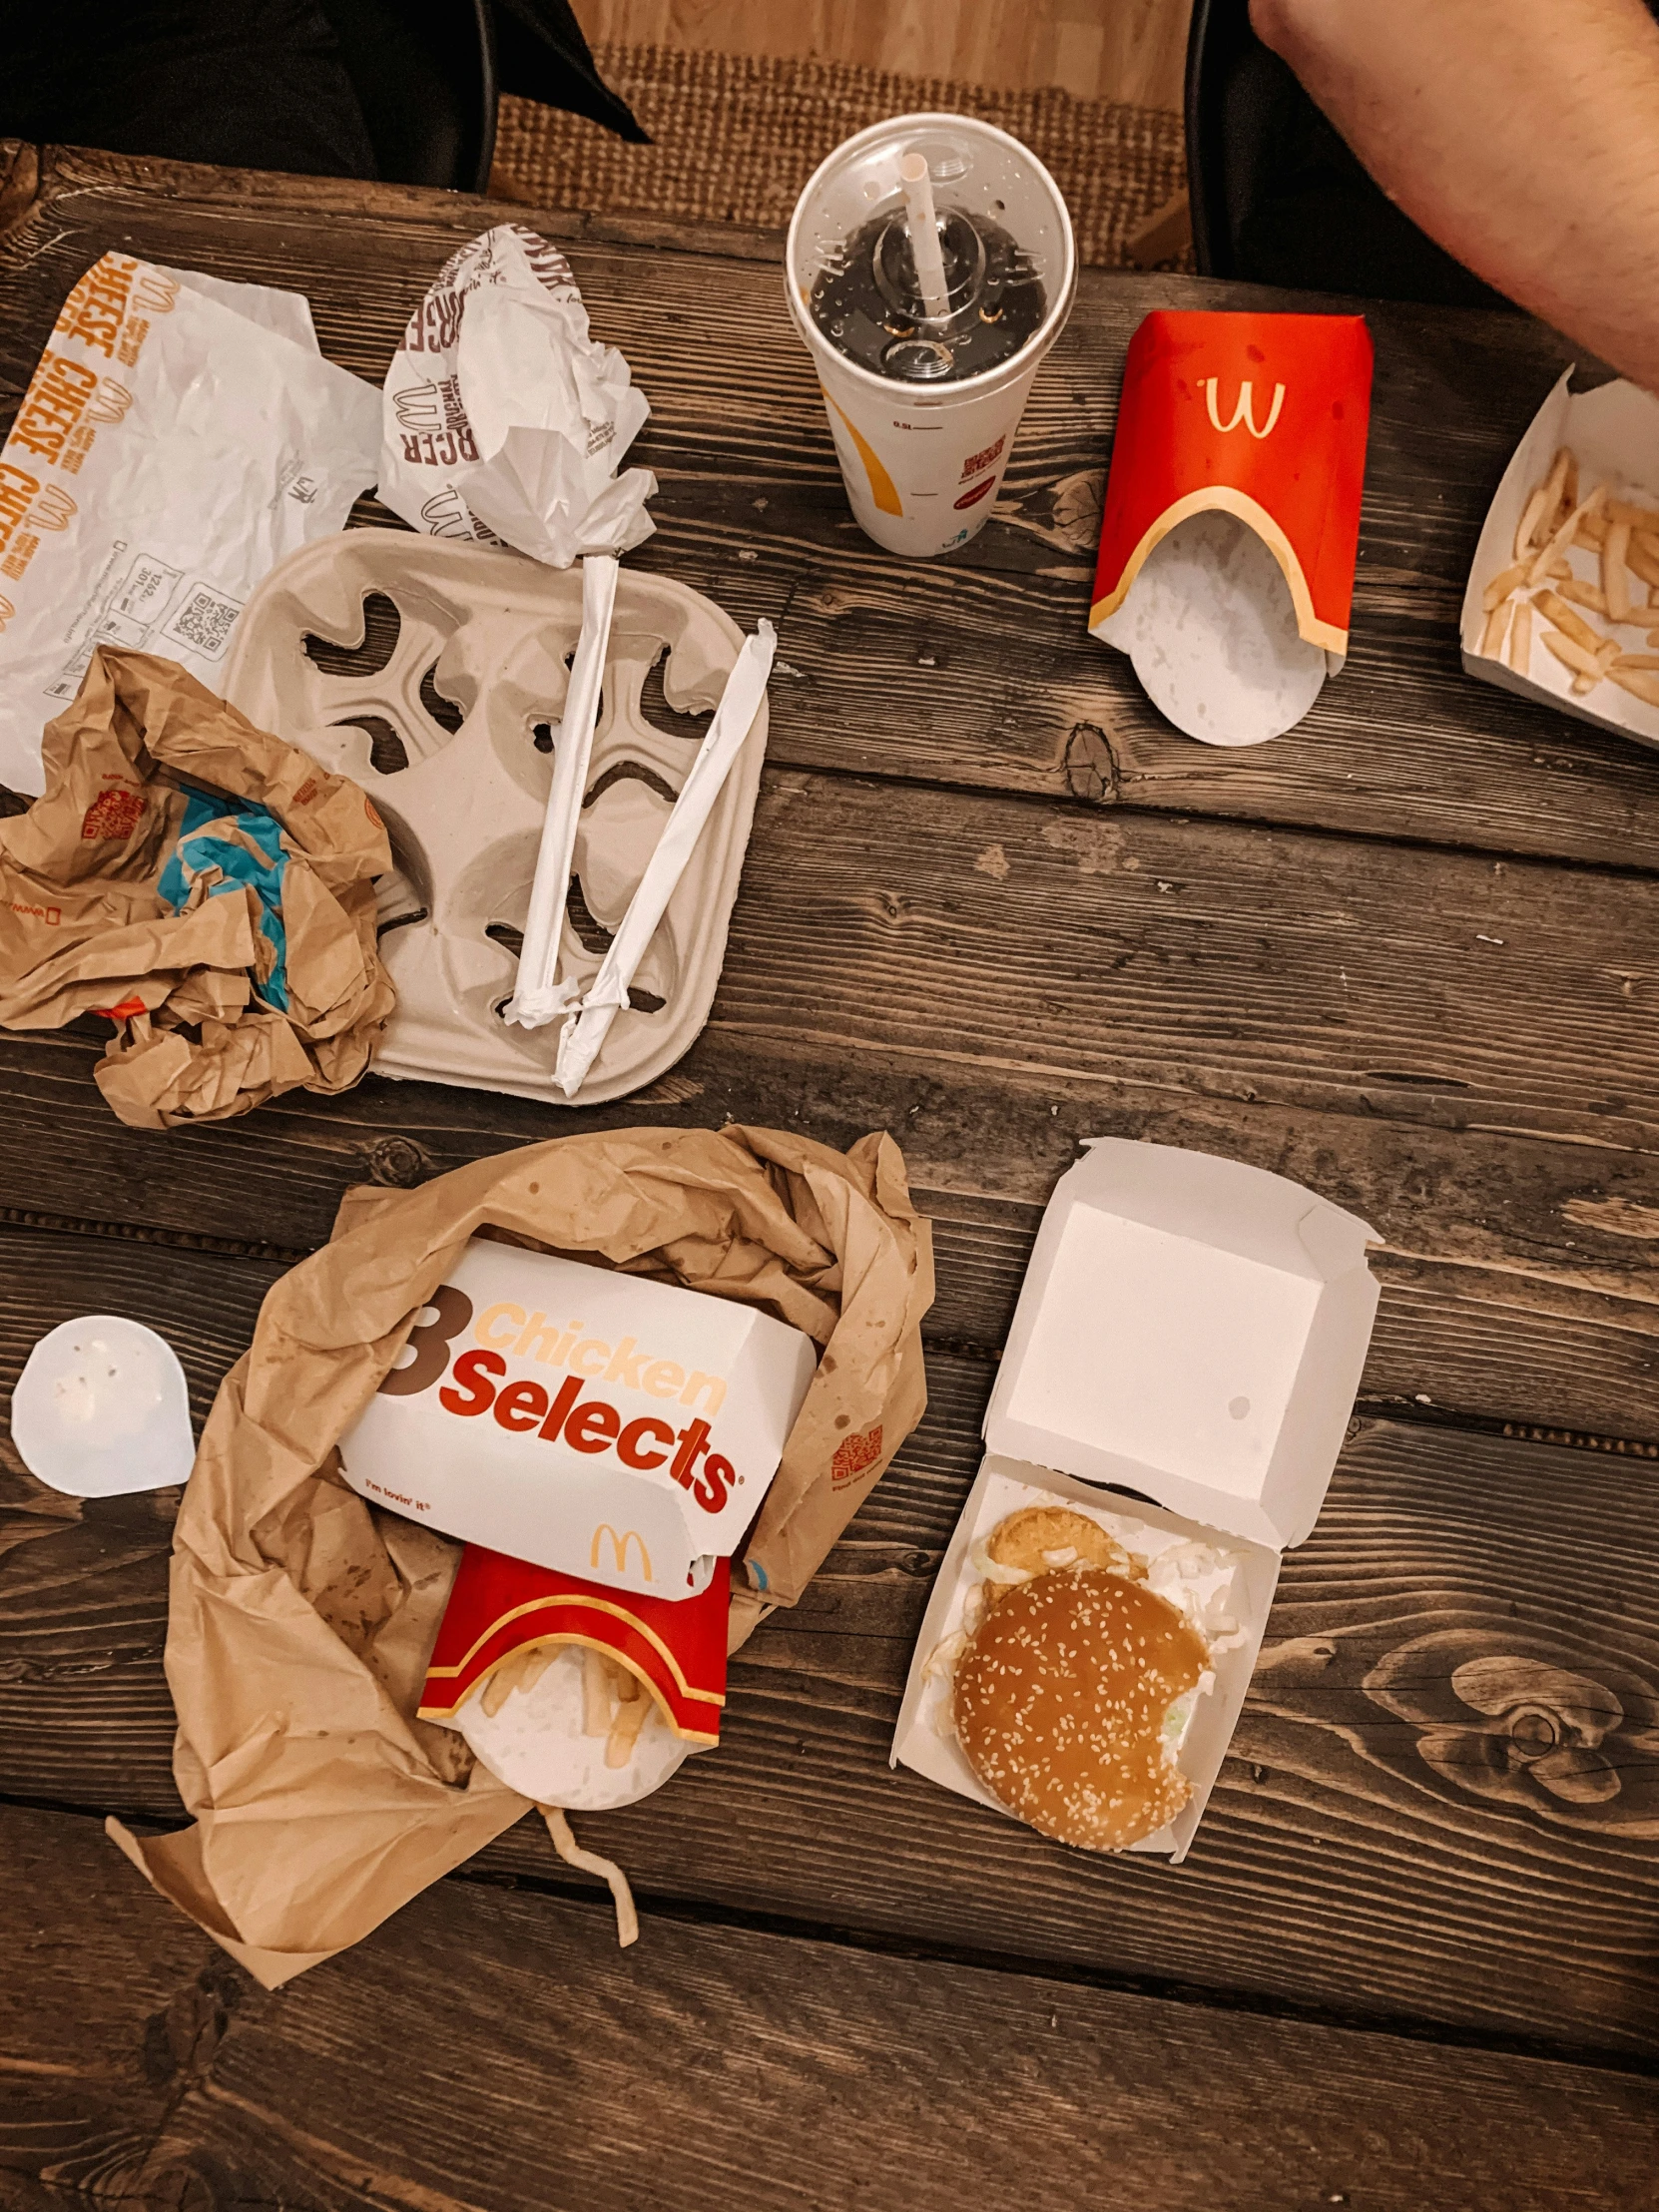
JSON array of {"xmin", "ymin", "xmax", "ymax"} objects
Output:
[{"xmin": 789, "ymin": 114, "xmax": 1075, "ymax": 386}]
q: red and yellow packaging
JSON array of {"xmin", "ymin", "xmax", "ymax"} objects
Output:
[
  {"xmin": 418, "ymin": 1542, "xmax": 729, "ymax": 1745},
  {"xmin": 1089, "ymin": 310, "xmax": 1374, "ymax": 657}
]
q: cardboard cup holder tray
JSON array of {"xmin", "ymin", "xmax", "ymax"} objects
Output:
[{"xmin": 224, "ymin": 529, "xmax": 767, "ymax": 1104}]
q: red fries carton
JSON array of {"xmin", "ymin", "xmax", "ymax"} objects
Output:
[
  {"xmin": 1091, "ymin": 309, "xmax": 1374, "ymax": 654},
  {"xmin": 1088, "ymin": 312, "xmax": 1373, "ymax": 747},
  {"xmin": 418, "ymin": 1542, "xmax": 730, "ymax": 1745}
]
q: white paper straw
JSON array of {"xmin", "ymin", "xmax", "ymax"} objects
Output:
[
  {"xmin": 503, "ymin": 551, "xmax": 619, "ymax": 1030},
  {"xmin": 900, "ymin": 151, "xmax": 950, "ymax": 322},
  {"xmin": 554, "ymin": 618, "xmax": 776, "ymax": 1097}
]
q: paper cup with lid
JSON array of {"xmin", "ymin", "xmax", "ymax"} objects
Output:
[
  {"xmin": 1090, "ymin": 310, "xmax": 1374, "ymax": 744},
  {"xmin": 787, "ymin": 113, "xmax": 1077, "ymax": 558}
]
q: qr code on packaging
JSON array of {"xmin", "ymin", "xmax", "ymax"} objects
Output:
[{"xmin": 161, "ymin": 581, "xmax": 245, "ymax": 662}]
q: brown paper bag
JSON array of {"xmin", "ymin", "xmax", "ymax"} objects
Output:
[
  {"xmin": 0, "ymin": 647, "xmax": 394, "ymax": 1127},
  {"xmin": 111, "ymin": 1124, "xmax": 934, "ymax": 1985}
]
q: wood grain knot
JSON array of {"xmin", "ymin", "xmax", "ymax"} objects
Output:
[
  {"xmin": 1366, "ymin": 1631, "xmax": 1659, "ymax": 1837},
  {"xmin": 366, "ymin": 1137, "xmax": 429, "ymax": 1188},
  {"xmin": 1063, "ymin": 724, "xmax": 1120, "ymax": 806},
  {"xmin": 142, "ymin": 1970, "xmax": 237, "ymax": 2092}
]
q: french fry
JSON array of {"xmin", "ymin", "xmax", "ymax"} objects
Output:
[
  {"xmin": 1609, "ymin": 664, "xmax": 1659, "ymax": 708},
  {"xmin": 1627, "ymin": 538, "xmax": 1659, "ymax": 591},
  {"xmin": 1521, "ymin": 446, "xmax": 1574, "ymax": 550},
  {"xmin": 1616, "ymin": 652, "xmax": 1659, "ymax": 669},
  {"xmin": 1604, "ymin": 520, "xmax": 1633, "ymax": 621},
  {"xmin": 1528, "ymin": 482, "xmax": 1607, "ymax": 586},
  {"xmin": 605, "ymin": 1685, "xmax": 651, "ymax": 1768},
  {"xmin": 1542, "ymin": 629, "xmax": 1605, "ymax": 681},
  {"xmin": 1535, "ymin": 590, "xmax": 1601, "ymax": 654},
  {"xmin": 1480, "ymin": 598, "xmax": 1513, "ymax": 659},
  {"xmin": 486, "ymin": 1644, "xmax": 561, "ymax": 1717},
  {"xmin": 1562, "ymin": 451, "xmax": 1579, "ymax": 515},
  {"xmin": 1481, "ymin": 560, "xmax": 1528, "ymax": 611},
  {"xmin": 1574, "ymin": 512, "xmax": 1610, "ymax": 549},
  {"xmin": 583, "ymin": 1645, "xmax": 614, "ymax": 1736},
  {"xmin": 1514, "ymin": 483, "xmax": 1552, "ymax": 562},
  {"xmin": 1556, "ymin": 576, "xmax": 1609, "ymax": 614},
  {"xmin": 1607, "ymin": 498, "xmax": 1659, "ymax": 531},
  {"xmin": 1509, "ymin": 597, "xmax": 1533, "ymax": 672}
]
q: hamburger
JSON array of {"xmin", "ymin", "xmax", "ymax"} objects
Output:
[{"xmin": 945, "ymin": 1504, "xmax": 1216, "ymax": 1852}]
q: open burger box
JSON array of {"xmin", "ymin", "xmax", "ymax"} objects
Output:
[{"xmin": 891, "ymin": 1138, "xmax": 1381, "ymax": 1861}]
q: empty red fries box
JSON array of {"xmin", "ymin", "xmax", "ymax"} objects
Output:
[{"xmin": 1089, "ymin": 311, "xmax": 1374, "ymax": 745}]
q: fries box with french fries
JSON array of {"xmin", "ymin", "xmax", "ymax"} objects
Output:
[
  {"xmin": 419, "ymin": 1542, "xmax": 730, "ymax": 1741},
  {"xmin": 337, "ymin": 1240, "xmax": 819, "ymax": 1601},
  {"xmin": 1090, "ymin": 310, "xmax": 1374, "ymax": 746},
  {"xmin": 414, "ymin": 1540, "xmax": 733, "ymax": 1809},
  {"xmin": 1461, "ymin": 370, "xmax": 1659, "ymax": 745}
]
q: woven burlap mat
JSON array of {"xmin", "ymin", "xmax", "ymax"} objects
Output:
[{"xmin": 495, "ymin": 43, "xmax": 1186, "ymax": 268}]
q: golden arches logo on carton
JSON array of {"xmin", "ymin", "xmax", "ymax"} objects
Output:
[
  {"xmin": 591, "ymin": 1524, "xmax": 653, "ymax": 1582},
  {"xmin": 1201, "ymin": 376, "xmax": 1286, "ymax": 441}
]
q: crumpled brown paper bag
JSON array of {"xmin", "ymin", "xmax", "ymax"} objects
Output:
[
  {"xmin": 0, "ymin": 647, "xmax": 394, "ymax": 1127},
  {"xmin": 110, "ymin": 1123, "xmax": 934, "ymax": 1985}
]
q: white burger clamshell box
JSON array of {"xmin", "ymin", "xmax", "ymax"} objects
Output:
[
  {"xmin": 1459, "ymin": 368, "xmax": 1659, "ymax": 749},
  {"xmin": 891, "ymin": 1137, "xmax": 1381, "ymax": 1860},
  {"xmin": 337, "ymin": 1241, "xmax": 818, "ymax": 1599}
]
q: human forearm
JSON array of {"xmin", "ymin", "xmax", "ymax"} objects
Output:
[{"xmin": 1251, "ymin": 0, "xmax": 1659, "ymax": 387}]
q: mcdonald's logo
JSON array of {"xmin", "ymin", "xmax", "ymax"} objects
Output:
[
  {"xmin": 87, "ymin": 379, "xmax": 133, "ymax": 425},
  {"xmin": 133, "ymin": 271, "xmax": 180, "ymax": 315},
  {"xmin": 1201, "ymin": 376, "xmax": 1286, "ymax": 440},
  {"xmin": 0, "ymin": 596, "xmax": 12, "ymax": 631},
  {"xmin": 394, "ymin": 380, "xmax": 445, "ymax": 433},
  {"xmin": 30, "ymin": 485, "xmax": 76, "ymax": 531},
  {"xmin": 590, "ymin": 1524, "xmax": 652, "ymax": 1581}
]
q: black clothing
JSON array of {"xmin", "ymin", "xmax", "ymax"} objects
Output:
[{"xmin": 0, "ymin": 0, "xmax": 642, "ymax": 187}]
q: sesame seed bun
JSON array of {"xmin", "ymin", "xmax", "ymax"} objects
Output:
[{"xmin": 952, "ymin": 1565, "xmax": 1209, "ymax": 1852}]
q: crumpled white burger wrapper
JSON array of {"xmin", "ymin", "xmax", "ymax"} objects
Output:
[
  {"xmin": 379, "ymin": 222, "xmax": 656, "ymax": 565},
  {"xmin": 0, "ymin": 257, "xmax": 381, "ymax": 794}
]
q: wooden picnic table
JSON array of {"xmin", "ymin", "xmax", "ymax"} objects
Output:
[{"xmin": 2, "ymin": 138, "xmax": 1657, "ymax": 2210}]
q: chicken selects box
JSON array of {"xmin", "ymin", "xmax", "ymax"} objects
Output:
[
  {"xmin": 892, "ymin": 1138, "xmax": 1380, "ymax": 1861},
  {"xmin": 338, "ymin": 1240, "xmax": 818, "ymax": 1599}
]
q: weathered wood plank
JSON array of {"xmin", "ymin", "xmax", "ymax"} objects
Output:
[
  {"xmin": 4, "ymin": 1229, "xmax": 1656, "ymax": 2056},
  {"xmin": 3, "ymin": 1801, "xmax": 1655, "ymax": 2212},
  {"xmin": 3, "ymin": 755, "xmax": 1657, "ymax": 1441},
  {"xmin": 6, "ymin": 1028, "xmax": 1659, "ymax": 1446},
  {"xmin": 5, "ymin": 148, "xmax": 1659, "ymax": 871}
]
